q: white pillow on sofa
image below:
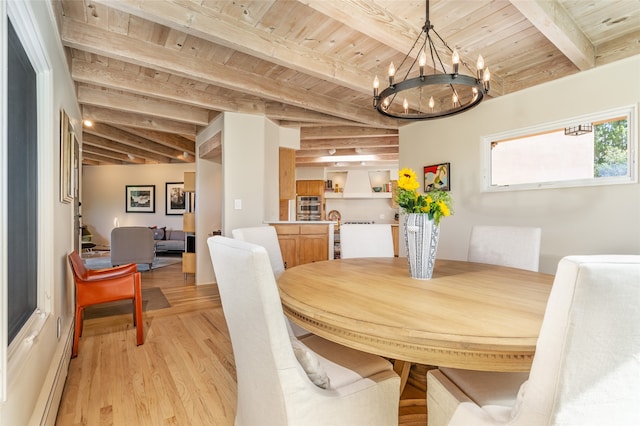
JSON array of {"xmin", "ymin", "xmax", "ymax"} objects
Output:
[{"xmin": 291, "ymin": 338, "xmax": 330, "ymax": 389}]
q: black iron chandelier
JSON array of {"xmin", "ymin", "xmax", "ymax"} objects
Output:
[{"xmin": 372, "ymin": 0, "xmax": 490, "ymax": 120}]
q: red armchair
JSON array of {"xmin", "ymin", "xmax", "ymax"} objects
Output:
[{"xmin": 68, "ymin": 251, "xmax": 144, "ymax": 357}]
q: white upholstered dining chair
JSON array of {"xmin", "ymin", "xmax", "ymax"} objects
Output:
[
  {"xmin": 467, "ymin": 225, "xmax": 541, "ymax": 271},
  {"xmin": 231, "ymin": 226, "xmax": 285, "ymax": 277},
  {"xmin": 231, "ymin": 225, "xmax": 309, "ymax": 337},
  {"xmin": 340, "ymin": 224, "xmax": 395, "ymax": 259},
  {"xmin": 208, "ymin": 236, "xmax": 400, "ymax": 426},
  {"xmin": 427, "ymin": 255, "xmax": 640, "ymax": 426}
]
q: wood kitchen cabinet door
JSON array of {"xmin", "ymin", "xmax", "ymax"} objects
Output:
[
  {"xmin": 277, "ymin": 235, "xmax": 299, "ymax": 269},
  {"xmin": 296, "ymin": 180, "xmax": 325, "ymax": 196},
  {"xmin": 299, "ymin": 234, "xmax": 328, "ymax": 265}
]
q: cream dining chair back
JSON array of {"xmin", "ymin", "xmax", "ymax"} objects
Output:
[
  {"xmin": 207, "ymin": 236, "xmax": 400, "ymax": 426},
  {"xmin": 467, "ymin": 225, "xmax": 541, "ymax": 271},
  {"xmin": 340, "ymin": 224, "xmax": 394, "ymax": 259},
  {"xmin": 232, "ymin": 225, "xmax": 310, "ymax": 337},
  {"xmin": 232, "ymin": 226, "xmax": 285, "ymax": 277},
  {"xmin": 427, "ymin": 255, "xmax": 640, "ymax": 426}
]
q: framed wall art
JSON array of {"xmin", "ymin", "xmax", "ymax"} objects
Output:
[
  {"xmin": 59, "ymin": 109, "xmax": 74, "ymax": 203},
  {"xmin": 165, "ymin": 182, "xmax": 186, "ymax": 215},
  {"xmin": 424, "ymin": 162, "xmax": 450, "ymax": 191},
  {"xmin": 125, "ymin": 185, "xmax": 155, "ymax": 213}
]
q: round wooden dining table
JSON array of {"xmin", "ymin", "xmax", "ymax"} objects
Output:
[{"xmin": 278, "ymin": 257, "xmax": 554, "ymax": 372}]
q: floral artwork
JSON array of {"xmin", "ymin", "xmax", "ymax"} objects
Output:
[{"xmin": 424, "ymin": 163, "xmax": 450, "ymax": 191}]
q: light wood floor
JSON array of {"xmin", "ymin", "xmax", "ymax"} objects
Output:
[{"xmin": 55, "ymin": 256, "xmax": 427, "ymax": 425}]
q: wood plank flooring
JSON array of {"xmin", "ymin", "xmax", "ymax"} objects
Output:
[{"xmin": 56, "ymin": 256, "xmax": 427, "ymax": 425}]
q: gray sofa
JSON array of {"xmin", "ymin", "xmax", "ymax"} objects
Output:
[{"xmin": 152, "ymin": 228, "xmax": 186, "ymax": 253}]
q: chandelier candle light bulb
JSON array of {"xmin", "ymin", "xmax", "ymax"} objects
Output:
[{"xmin": 452, "ymin": 49, "xmax": 460, "ymax": 74}]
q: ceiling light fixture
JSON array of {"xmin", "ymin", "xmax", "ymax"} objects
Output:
[
  {"xmin": 328, "ymin": 148, "xmax": 337, "ymax": 155},
  {"xmin": 127, "ymin": 154, "xmax": 135, "ymax": 160},
  {"xmin": 372, "ymin": 0, "xmax": 490, "ymax": 120},
  {"xmin": 564, "ymin": 124, "xmax": 593, "ymax": 136},
  {"xmin": 83, "ymin": 119, "xmax": 93, "ymax": 127},
  {"xmin": 183, "ymin": 151, "xmax": 189, "ymax": 158}
]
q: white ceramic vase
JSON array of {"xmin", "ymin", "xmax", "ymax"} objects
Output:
[{"xmin": 403, "ymin": 213, "xmax": 440, "ymax": 280}]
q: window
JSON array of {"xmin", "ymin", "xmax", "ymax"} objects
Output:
[
  {"xmin": 483, "ymin": 106, "xmax": 637, "ymax": 191},
  {"xmin": 7, "ymin": 17, "xmax": 38, "ymax": 345}
]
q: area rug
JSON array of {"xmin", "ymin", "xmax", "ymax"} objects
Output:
[
  {"xmin": 83, "ymin": 287, "xmax": 171, "ymax": 319},
  {"xmin": 83, "ymin": 255, "xmax": 181, "ymax": 272}
]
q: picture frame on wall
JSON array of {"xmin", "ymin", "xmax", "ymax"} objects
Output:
[
  {"xmin": 125, "ymin": 185, "xmax": 155, "ymax": 213},
  {"xmin": 424, "ymin": 162, "xmax": 450, "ymax": 191},
  {"xmin": 165, "ymin": 182, "xmax": 186, "ymax": 215},
  {"xmin": 59, "ymin": 109, "xmax": 74, "ymax": 203}
]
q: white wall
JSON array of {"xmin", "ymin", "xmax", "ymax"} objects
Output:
[
  {"xmin": 82, "ymin": 163, "xmax": 196, "ymax": 246},
  {"xmin": 194, "ymin": 118, "xmax": 223, "ymax": 284},
  {"xmin": 0, "ymin": 1, "xmax": 78, "ymax": 424},
  {"xmin": 221, "ymin": 112, "xmax": 269, "ymax": 234},
  {"xmin": 400, "ymin": 55, "xmax": 640, "ymax": 274}
]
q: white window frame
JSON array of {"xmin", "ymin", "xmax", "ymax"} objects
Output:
[
  {"xmin": 1, "ymin": 1, "xmax": 54, "ymax": 401},
  {"xmin": 482, "ymin": 105, "xmax": 638, "ymax": 192}
]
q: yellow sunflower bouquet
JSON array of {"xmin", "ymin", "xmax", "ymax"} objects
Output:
[{"xmin": 396, "ymin": 168, "xmax": 453, "ymax": 225}]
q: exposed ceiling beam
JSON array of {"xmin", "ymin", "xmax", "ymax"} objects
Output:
[
  {"xmin": 301, "ymin": 126, "xmax": 398, "ymax": 140},
  {"xmin": 61, "ymin": 17, "xmax": 400, "ymax": 128},
  {"xmin": 509, "ymin": 0, "xmax": 595, "ymax": 70},
  {"xmin": 82, "ymin": 105, "xmax": 197, "ymax": 135},
  {"xmin": 300, "ymin": 136, "xmax": 398, "ymax": 150},
  {"xmin": 119, "ymin": 126, "xmax": 195, "ymax": 155},
  {"xmin": 77, "ymin": 85, "xmax": 210, "ymax": 126},
  {"xmin": 72, "ymin": 60, "xmax": 259, "ymax": 114},
  {"xmin": 301, "ymin": 0, "xmax": 506, "ymax": 94},
  {"xmin": 85, "ymin": 123, "xmax": 193, "ymax": 162},
  {"xmin": 93, "ymin": 0, "xmax": 372, "ymax": 94}
]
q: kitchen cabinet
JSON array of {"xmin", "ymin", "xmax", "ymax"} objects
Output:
[
  {"xmin": 280, "ymin": 148, "xmax": 296, "ymax": 199},
  {"xmin": 296, "ymin": 180, "xmax": 326, "ymax": 220},
  {"xmin": 279, "ymin": 148, "xmax": 296, "ymax": 220},
  {"xmin": 296, "ymin": 180, "xmax": 325, "ymax": 196},
  {"xmin": 272, "ymin": 223, "xmax": 330, "ymax": 269}
]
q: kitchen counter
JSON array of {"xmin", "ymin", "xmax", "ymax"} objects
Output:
[{"xmin": 265, "ymin": 221, "xmax": 335, "ymax": 265}]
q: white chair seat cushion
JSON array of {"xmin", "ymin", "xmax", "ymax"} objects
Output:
[
  {"xmin": 439, "ymin": 367, "xmax": 528, "ymax": 407},
  {"xmin": 299, "ymin": 334, "xmax": 394, "ymax": 390}
]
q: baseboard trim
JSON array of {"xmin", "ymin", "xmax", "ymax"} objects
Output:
[{"xmin": 29, "ymin": 320, "xmax": 73, "ymax": 426}]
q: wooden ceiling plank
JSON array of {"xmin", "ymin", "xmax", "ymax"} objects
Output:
[
  {"xmin": 85, "ymin": 122, "xmax": 193, "ymax": 162},
  {"xmin": 83, "ymin": 132, "xmax": 170, "ymax": 163},
  {"xmin": 300, "ymin": 136, "xmax": 398, "ymax": 150},
  {"xmin": 119, "ymin": 126, "xmax": 195, "ymax": 154},
  {"xmin": 72, "ymin": 60, "xmax": 243, "ymax": 112},
  {"xmin": 264, "ymin": 102, "xmax": 361, "ymax": 125},
  {"xmin": 77, "ymin": 85, "xmax": 210, "ymax": 125},
  {"xmin": 82, "ymin": 144, "xmax": 146, "ymax": 164},
  {"xmin": 60, "ymin": 17, "xmax": 400, "ymax": 128},
  {"xmin": 82, "ymin": 105, "xmax": 197, "ymax": 136},
  {"xmin": 510, "ymin": 0, "xmax": 595, "ymax": 70},
  {"xmin": 92, "ymin": 0, "xmax": 373, "ymax": 94},
  {"xmin": 81, "ymin": 152, "xmax": 125, "ymax": 165},
  {"xmin": 301, "ymin": 126, "xmax": 398, "ymax": 140}
]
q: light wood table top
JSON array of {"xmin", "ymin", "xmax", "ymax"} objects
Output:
[{"xmin": 278, "ymin": 258, "xmax": 554, "ymax": 372}]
